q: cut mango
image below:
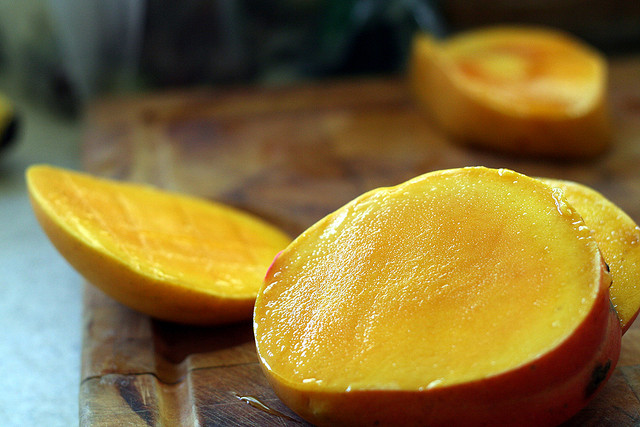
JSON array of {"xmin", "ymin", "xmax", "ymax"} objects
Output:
[
  {"xmin": 410, "ymin": 27, "xmax": 611, "ymax": 157},
  {"xmin": 254, "ymin": 167, "xmax": 620, "ymax": 426},
  {"xmin": 27, "ymin": 165, "xmax": 291, "ymax": 325},
  {"xmin": 541, "ymin": 178, "xmax": 640, "ymax": 333}
]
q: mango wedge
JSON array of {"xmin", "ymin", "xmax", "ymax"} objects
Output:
[
  {"xmin": 27, "ymin": 165, "xmax": 291, "ymax": 325},
  {"xmin": 541, "ymin": 178, "xmax": 640, "ymax": 333},
  {"xmin": 410, "ymin": 27, "xmax": 612, "ymax": 158}
]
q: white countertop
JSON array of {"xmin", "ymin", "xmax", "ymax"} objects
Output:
[{"xmin": 0, "ymin": 87, "xmax": 83, "ymax": 425}]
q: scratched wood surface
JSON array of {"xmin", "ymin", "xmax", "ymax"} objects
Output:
[{"xmin": 80, "ymin": 57, "xmax": 640, "ymax": 426}]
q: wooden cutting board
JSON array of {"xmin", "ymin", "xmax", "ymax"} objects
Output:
[{"xmin": 80, "ymin": 58, "xmax": 640, "ymax": 426}]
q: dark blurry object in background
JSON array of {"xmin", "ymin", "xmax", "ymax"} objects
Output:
[
  {"xmin": 141, "ymin": 0, "xmax": 254, "ymax": 86},
  {"xmin": 0, "ymin": 93, "xmax": 19, "ymax": 153},
  {"xmin": 141, "ymin": 0, "xmax": 326, "ymax": 86},
  {"xmin": 442, "ymin": 0, "xmax": 640, "ymax": 54},
  {"xmin": 140, "ymin": 0, "xmax": 444, "ymax": 86},
  {"xmin": 309, "ymin": 0, "xmax": 444, "ymax": 77}
]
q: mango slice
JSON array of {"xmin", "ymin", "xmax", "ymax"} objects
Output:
[
  {"xmin": 410, "ymin": 27, "xmax": 611, "ymax": 158},
  {"xmin": 27, "ymin": 165, "xmax": 291, "ymax": 325},
  {"xmin": 541, "ymin": 178, "xmax": 640, "ymax": 333},
  {"xmin": 254, "ymin": 167, "xmax": 620, "ymax": 426}
]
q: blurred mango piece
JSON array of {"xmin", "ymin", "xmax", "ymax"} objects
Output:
[{"xmin": 409, "ymin": 26, "xmax": 612, "ymax": 158}]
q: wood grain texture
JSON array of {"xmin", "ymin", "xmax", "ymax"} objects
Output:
[{"xmin": 80, "ymin": 58, "xmax": 640, "ymax": 426}]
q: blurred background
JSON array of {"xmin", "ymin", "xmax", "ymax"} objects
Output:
[
  {"xmin": 0, "ymin": 0, "xmax": 639, "ymax": 115},
  {"xmin": 0, "ymin": 1, "xmax": 639, "ymax": 426}
]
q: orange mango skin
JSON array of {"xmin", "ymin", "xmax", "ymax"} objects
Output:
[
  {"xmin": 410, "ymin": 27, "xmax": 611, "ymax": 158},
  {"xmin": 261, "ymin": 263, "xmax": 620, "ymax": 427}
]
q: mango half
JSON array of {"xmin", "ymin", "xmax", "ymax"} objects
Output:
[
  {"xmin": 409, "ymin": 27, "xmax": 612, "ymax": 158},
  {"xmin": 254, "ymin": 167, "xmax": 621, "ymax": 426}
]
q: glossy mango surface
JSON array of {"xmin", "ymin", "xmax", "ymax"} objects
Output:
[
  {"xmin": 27, "ymin": 165, "xmax": 291, "ymax": 324},
  {"xmin": 255, "ymin": 167, "xmax": 620, "ymax": 426}
]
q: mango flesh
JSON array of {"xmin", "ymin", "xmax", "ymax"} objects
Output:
[
  {"xmin": 27, "ymin": 165, "xmax": 291, "ymax": 324},
  {"xmin": 254, "ymin": 167, "xmax": 620, "ymax": 426},
  {"xmin": 410, "ymin": 27, "xmax": 611, "ymax": 158},
  {"xmin": 541, "ymin": 178, "xmax": 640, "ymax": 332}
]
